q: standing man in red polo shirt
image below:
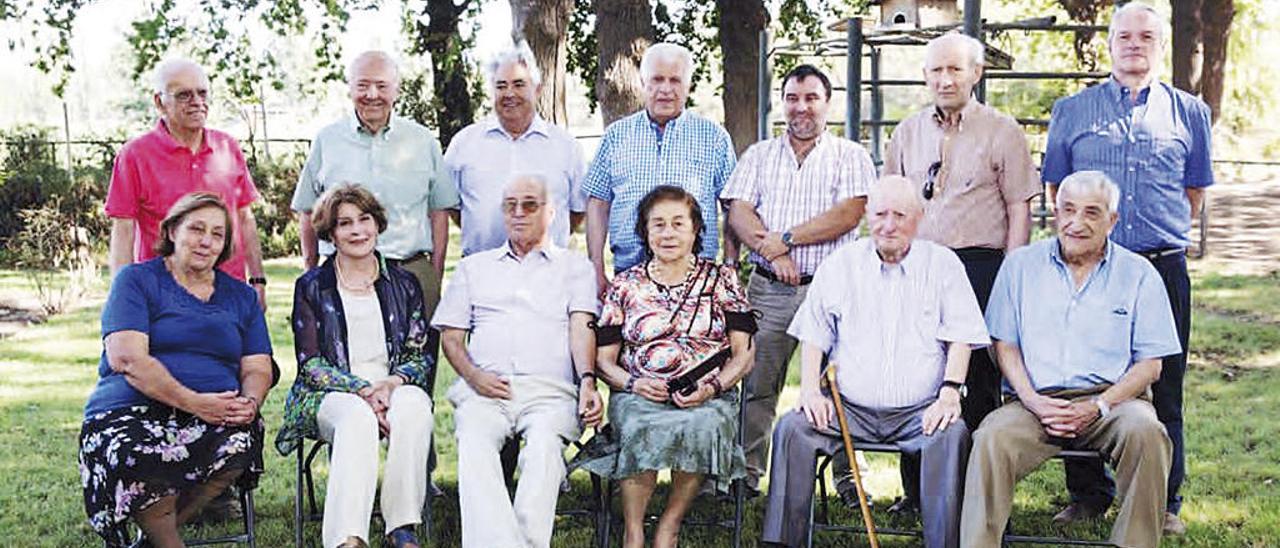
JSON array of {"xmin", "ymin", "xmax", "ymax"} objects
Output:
[{"xmin": 107, "ymin": 58, "xmax": 267, "ymax": 308}]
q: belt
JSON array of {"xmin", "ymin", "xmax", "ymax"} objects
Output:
[
  {"xmin": 1136, "ymin": 247, "xmax": 1184, "ymax": 261},
  {"xmin": 387, "ymin": 251, "xmax": 432, "ymax": 265},
  {"xmin": 753, "ymin": 265, "xmax": 814, "ymax": 285}
]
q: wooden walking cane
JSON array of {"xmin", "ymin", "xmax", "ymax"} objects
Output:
[{"xmin": 824, "ymin": 366, "xmax": 880, "ymax": 548}]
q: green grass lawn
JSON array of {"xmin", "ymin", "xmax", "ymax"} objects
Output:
[{"xmin": 1, "ymin": 260, "xmax": 1277, "ymax": 546}]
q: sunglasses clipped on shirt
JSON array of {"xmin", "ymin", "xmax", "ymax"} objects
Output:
[
  {"xmin": 923, "ymin": 160, "xmax": 943, "ymax": 200},
  {"xmin": 502, "ymin": 199, "xmax": 546, "ymax": 215}
]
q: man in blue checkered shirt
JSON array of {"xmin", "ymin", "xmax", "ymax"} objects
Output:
[{"xmin": 583, "ymin": 43, "xmax": 738, "ymax": 293}]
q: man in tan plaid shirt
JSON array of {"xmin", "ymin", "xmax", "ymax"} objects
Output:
[{"xmin": 723, "ymin": 63, "xmax": 876, "ymax": 494}]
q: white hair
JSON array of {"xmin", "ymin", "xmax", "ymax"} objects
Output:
[
  {"xmin": 1057, "ymin": 171, "xmax": 1121, "ymax": 213},
  {"xmin": 639, "ymin": 42, "xmax": 694, "ymax": 87},
  {"xmin": 504, "ymin": 173, "xmax": 549, "ymax": 201},
  {"xmin": 346, "ymin": 50, "xmax": 401, "ymax": 85},
  {"xmin": 1109, "ymin": 2, "xmax": 1166, "ymax": 44},
  {"xmin": 925, "ymin": 32, "xmax": 985, "ymax": 69},
  {"xmin": 151, "ymin": 58, "xmax": 208, "ymax": 96},
  {"xmin": 487, "ymin": 42, "xmax": 542, "ymax": 88},
  {"xmin": 869, "ymin": 175, "xmax": 925, "ymax": 214}
]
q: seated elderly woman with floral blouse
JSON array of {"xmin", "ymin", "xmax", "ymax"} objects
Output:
[
  {"xmin": 79, "ymin": 192, "xmax": 274, "ymax": 548},
  {"xmin": 576, "ymin": 185, "xmax": 757, "ymax": 548},
  {"xmin": 275, "ymin": 185, "xmax": 435, "ymax": 548}
]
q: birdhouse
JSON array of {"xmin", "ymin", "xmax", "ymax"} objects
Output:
[{"xmin": 872, "ymin": 0, "xmax": 961, "ymax": 29}]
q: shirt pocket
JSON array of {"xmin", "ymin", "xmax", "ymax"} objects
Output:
[
  {"xmin": 1080, "ymin": 298, "xmax": 1135, "ymax": 361},
  {"xmin": 1148, "ymin": 136, "xmax": 1188, "ymax": 175}
]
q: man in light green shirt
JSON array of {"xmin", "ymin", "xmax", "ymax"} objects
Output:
[{"xmin": 292, "ymin": 50, "xmax": 458, "ymax": 319}]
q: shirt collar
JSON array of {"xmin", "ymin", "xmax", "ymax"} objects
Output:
[
  {"xmin": 498, "ymin": 240, "xmax": 559, "ymax": 263},
  {"xmin": 931, "ymin": 99, "xmax": 980, "ymax": 131},
  {"xmin": 783, "ymin": 131, "xmax": 829, "ymax": 161},
  {"xmin": 1049, "ymin": 238, "xmax": 1114, "ymax": 268},
  {"xmin": 1104, "ymin": 77, "xmax": 1154, "ymax": 106},
  {"xmin": 484, "ymin": 114, "xmax": 550, "ymax": 140},
  {"xmin": 154, "ymin": 119, "xmax": 210, "ymax": 153},
  {"xmin": 865, "ymin": 239, "xmax": 922, "ymax": 276},
  {"xmin": 349, "ymin": 111, "xmax": 395, "ymax": 137},
  {"xmin": 645, "ymin": 108, "xmax": 687, "ymax": 132}
]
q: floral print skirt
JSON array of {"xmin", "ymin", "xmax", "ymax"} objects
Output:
[
  {"xmin": 572, "ymin": 391, "xmax": 746, "ymax": 493},
  {"xmin": 78, "ymin": 404, "xmax": 263, "ymax": 547}
]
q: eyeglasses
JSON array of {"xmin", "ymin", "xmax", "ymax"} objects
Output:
[
  {"xmin": 923, "ymin": 160, "xmax": 942, "ymax": 200},
  {"xmin": 502, "ymin": 199, "xmax": 545, "ymax": 215},
  {"xmin": 166, "ymin": 89, "xmax": 210, "ymax": 104}
]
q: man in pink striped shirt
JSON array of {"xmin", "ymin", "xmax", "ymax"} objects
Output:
[
  {"xmin": 723, "ymin": 64, "xmax": 876, "ymax": 494},
  {"xmin": 106, "ymin": 59, "xmax": 267, "ymax": 307}
]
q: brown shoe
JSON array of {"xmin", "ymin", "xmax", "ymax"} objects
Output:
[
  {"xmin": 1163, "ymin": 512, "xmax": 1187, "ymax": 536},
  {"xmin": 1051, "ymin": 503, "xmax": 1106, "ymax": 525}
]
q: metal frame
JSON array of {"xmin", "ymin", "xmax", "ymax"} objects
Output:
[
  {"xmin": 123, "ymin": 481, "xmax": 258, "ymax": 548},
  {"xmin": 806, "ymin": 443, "xmax": 1114, "ymax": 547}
]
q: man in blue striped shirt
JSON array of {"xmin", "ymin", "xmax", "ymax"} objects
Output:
[
  {"xmin": 1041, "ymin": 2, "xmax": 1212, "ymax": 535},
  {"xmin": 583, "ymin": 43, "xmax": 738, "ymax": 293}
]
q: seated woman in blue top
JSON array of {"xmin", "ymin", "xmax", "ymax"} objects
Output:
[
  {"xmin": 275, "ymin": 184, "xmax": 435, "ymax": 548},
  {"xmin": 79, "ymin": 192, "xmax": 274, "ymax": 548}
]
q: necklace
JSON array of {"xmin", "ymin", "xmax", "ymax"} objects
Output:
[
  {"xmin": 647, "ymin": 254, "xmax": 697, "ymax": 287},
  {"xmin": 335, "ymin": 257, "xmax": 377, "ymax": 293}
]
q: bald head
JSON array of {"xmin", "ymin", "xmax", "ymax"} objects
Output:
[
  {"xmin": 503, "ymin": 174, "xmax": 552, "ymax": 249},
  {"xmin": 868, "ymin": 176, "xmax": 924, "ymax": 263},
  {"xmin": 152, "ymin": 58, "xmax": 208, "ymax": 96}
]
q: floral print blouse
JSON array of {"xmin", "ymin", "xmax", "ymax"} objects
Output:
[
  {"xmin": 274, "ymin": 254, "xmax": 434, "ymax": 455},
  {"xmin": 598, "ymin": 259, "xmax": 755, "ymax": 380}
]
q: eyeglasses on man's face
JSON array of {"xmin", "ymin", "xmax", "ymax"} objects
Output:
[
  {"xmin": 166, "ymin": 88, "xmax": 210, "ymax": 104},
  {"xmin": 502, "ymin": 199, "xmax": 545, "ymax": 215}
]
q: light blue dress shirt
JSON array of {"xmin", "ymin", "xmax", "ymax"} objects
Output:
[
  {"xmin": 292, "ymin": 114, "xmax": 459, "ymax": 260},
  {"xmin": 985, "ymin": 238, "xmax": 1182, "ymax": 393},
  {"xmin": 1042, "ymin": 79, "xmax": 1214, "ymax": 252},
  {"xmin": 444, "ymin": 116, "xmax": 586, "ymax": 256},
  {"xmin": 582, "ymin": 109, "xmax": 736, "ymax": 271}
]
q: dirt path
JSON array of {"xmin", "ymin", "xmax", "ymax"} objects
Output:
[{"xmin": 1193, "ymin": 172, "xmax": 1280, "ymax": 276}]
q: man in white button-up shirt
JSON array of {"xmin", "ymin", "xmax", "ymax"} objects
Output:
[
  {"xmin": 432, "ymin": 174, "xmax": 603, "ymax": 548},
  {"xmin": 444, "ymin": 44, "xmax": 587, "ymax": 257},
  {"xmin": 761, "ymin": 176, "xmax": 989, "ymax": 548}
]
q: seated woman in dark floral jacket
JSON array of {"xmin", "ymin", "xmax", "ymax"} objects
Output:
[{"xmin": 275, "ymin": 185, "xmax": 435, "ymax": 548}]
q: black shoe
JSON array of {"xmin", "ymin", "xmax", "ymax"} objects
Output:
[
  {"xmin": 1052, "ymin": 502, "xmax": 1107, "ymax": 525},
  {"xmin": 835, "ymin": 475, "xmax": 874, "ymax": 509},
  {"xmin": 386, "ymin": 526, "xmax": 421, "ymax": 548},
  {"xmin": 886, "ymin": 496, "xmax": 920, "ymax": 515}
]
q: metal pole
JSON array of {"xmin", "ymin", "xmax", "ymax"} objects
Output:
[
  {"xmin": 62, "ymin": 101, "xmax": 73, "ymax": 184},
  {"xmin": 846, "ymin": 17, "xmax": 863, "ymax": 141},
  {"xmin": 964, "ymin": 0, "xmax": 986, "ymax": 102},
  {"xmin": 260, "ymin": 83, "xmax": 272, "ymax": 163},
  {"xmin": 870, "ymin": 46, "xmax": 883, "ymax": 163},
  {"xmin": 758, "ymin": 29, "xmax": 771, "ymax": 143}
]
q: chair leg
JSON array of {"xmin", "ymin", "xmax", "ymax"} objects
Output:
[
  {"xmin": 242, "ymin": 488, "xmax": 256, "ymax": 548},
  {"xmin": 295, "ymin": 446, "xmax": 306, "ymax": 548},
  {"xmin": 732, "ymin": 479, "xmax": 744, "ymax": 548}
]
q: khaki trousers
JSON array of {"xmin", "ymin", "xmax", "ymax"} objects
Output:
[
  {"xmin": 393, "ymin": 252, "xmax": 441, "ymax": 321},
  {"xmin": 316, "ymin": 386, "xmax": 434, "ymax": 548},
  {"xmin": 960, "ymin": 390, "xmax": 1171, "ymax": 548}
]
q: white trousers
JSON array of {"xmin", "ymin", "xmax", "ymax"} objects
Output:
[
  {"xmin": 316, "ymin": 385, "xmax": 433, "ymax": 548},
  {"xmin": 449, "ymin": 375, "xmax": 582, "ymax": 548}
]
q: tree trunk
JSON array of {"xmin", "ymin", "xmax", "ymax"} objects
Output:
[
  {"xmin": 594, "ymin": 0, "xmax": 655, "ymax": 127},
  {"xmin": 1199, "ymin": 0, "xmax": 1235, "ymax": 123},
  {"xmin": 510, "ymin": 0, "xmax": 574, "ymax": 125},
  {"xmin": 412, "ymin": 0, "xmax": 478, "ymax": 147},
  {"xmin": 717, "ymin": 0, "xmax": 769, "ymax": 155},
  {"xmin": 1171, "ymin": 0, "xmax": 1204, "ymax": 95}
]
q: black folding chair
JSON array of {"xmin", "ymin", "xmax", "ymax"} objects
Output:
[{"xmin": 806, "ymin": 444, "xmax": 1114, "ymax": 547}]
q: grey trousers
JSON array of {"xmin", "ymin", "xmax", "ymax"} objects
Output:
[
  {"xmin": 762, "ymin": 397, "xmax": 969, "ymax": 548},
  {"xmin": 743, "ymin": 272, "xmax": 810, "ymax": 488}
]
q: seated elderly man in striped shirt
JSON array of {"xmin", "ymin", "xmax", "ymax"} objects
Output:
[
  {"xmin": 761, "ymin": 176, "xmax": 990, "ymax": 548},
  {"xmin": 722, "ymin": 63, "xmax": 875, "ymax": 495}
]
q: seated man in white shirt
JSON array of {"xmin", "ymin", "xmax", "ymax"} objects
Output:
[
  {"xmin": 761, "ymin": 176, "xmax": 990, "ymax": 548},
  {"xmin": 432, "ymin": 174, "xmax": 604, "ymax": 548}
]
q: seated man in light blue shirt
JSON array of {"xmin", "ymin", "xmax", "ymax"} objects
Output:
[
  {"xmin": 960, "ymin": 170, "xmax": 1181, "ymax": 548},
  {"xmin": 445, "ymin": 44, "xmax": 587, "ymax": 256},
  {"xmin": 432, "ymin": 174, "xmax": 603, "ymax": 548}
]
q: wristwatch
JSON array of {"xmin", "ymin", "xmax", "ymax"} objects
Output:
[
  {"xmin": 941, "ymin": 380, "xmax": 967, "ymax": 398},
  {"xmin": 781, "ymin": 231, "xmax": 795, "ymax": 249},
  {"xmin": 248, "ymin": 276, "xmax": 268, "ymax": 286},
  {"xmin": 1092, "ymin": 396, "xmax": 1111, "ymax": 418}
]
